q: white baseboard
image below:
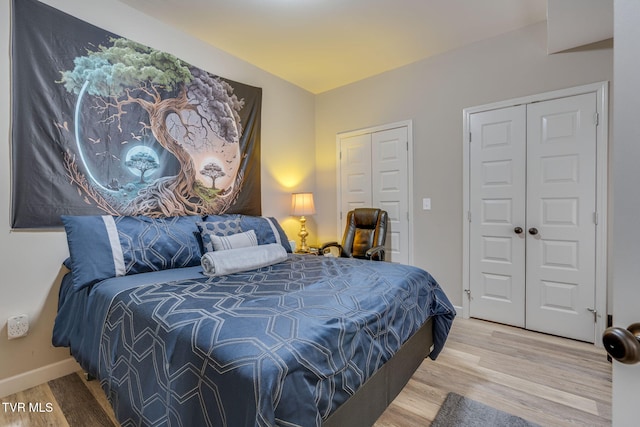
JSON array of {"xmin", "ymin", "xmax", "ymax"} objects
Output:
[{"xmin": 0, "ymin": 357, "xmax": 81, "ymax": 398}]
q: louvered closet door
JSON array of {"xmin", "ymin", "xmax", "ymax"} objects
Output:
[{"xmin": 469, "ymin": 106, "xmax": 527, "ymax": 327}]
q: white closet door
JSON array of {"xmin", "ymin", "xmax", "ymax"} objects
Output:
[
  {"xmin": 372, "ymin": 127, "xmax": 409, "ymax": 264},
  {"xmin": 469, "ymin": 106, "xmax": 527, "ymax": 327},
  {"xmin": 525, "ymin": 93, "xmax": 597, "ymax": 342},
  {"xmin": 338, "ymin": 123, "xmax": 411, "ymax": 264},
  {"xmin": 469, "ymin": 93, "xmax": 598, "ymax": 342},
  {"xmin": 340, "ymin": 133, "xmax": 372, "ymax": 216}
]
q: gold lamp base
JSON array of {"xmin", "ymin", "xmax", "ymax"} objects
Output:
[
  {"xmin": 291, "ymin": 192, "xmax": 315, "ymax": 253},
  {"xmin": 297, "ymin": 215, "xmax": 310, "ymax": 253}
]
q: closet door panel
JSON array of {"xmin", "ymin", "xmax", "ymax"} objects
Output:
[
  {"xmin": 525, "ymin": 93, "xmax": 597, "ymax": 342},
  {"xmin": 340, "ymin": 134, "xmax": 372, "ymax": 216},
  {"xmin": 372, "ymin": 127, "xmax": 409, "ymax": 264},
  {"xmin": 469, "ymin": 105, "xmax": 527, "ymax": 327}
]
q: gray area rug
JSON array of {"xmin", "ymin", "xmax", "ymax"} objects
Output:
[{"xmin": 431, "ymin": 392, "xmax": 541, "ymax": 427}]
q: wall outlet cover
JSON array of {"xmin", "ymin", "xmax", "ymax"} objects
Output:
[{"xmin": 8, "ymin": 314, "xmax": 29, "ymax": 339}]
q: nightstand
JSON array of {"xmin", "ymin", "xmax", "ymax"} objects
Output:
[{"xmin": 295, "ymin": 247, "xmax": 320, "ymax": 255}]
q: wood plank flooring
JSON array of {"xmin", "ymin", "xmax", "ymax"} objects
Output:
[
  {"xmin": 0, "ymin": 317, "xmax": 611, "ymax": 426},
  {"xmin": 375, "ymin": 318, "xmax": 611, "ymax": 426}
]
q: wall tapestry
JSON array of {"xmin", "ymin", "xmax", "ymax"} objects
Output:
[{"xmin": 11, "ymin": 0, "xmax": 262, "ymax": 228}]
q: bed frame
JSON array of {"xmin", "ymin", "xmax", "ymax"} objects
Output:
[{"xmin": 323, "ymin": 317, "xmax": 434, "ymax": 426}]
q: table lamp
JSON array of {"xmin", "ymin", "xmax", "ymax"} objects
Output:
[{"xmin": 291, "ymin": 192, "xmax": 315, "ymax": 253}]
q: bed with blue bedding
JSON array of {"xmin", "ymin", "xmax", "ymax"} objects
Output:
[{"xmin": 53, "ymin": 214, "xmax": 455, "ymax": 427}]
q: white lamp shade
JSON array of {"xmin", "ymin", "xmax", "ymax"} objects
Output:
[{"xmin": 291, "ymin": 192, "xmax": 316, "ymax": 216}]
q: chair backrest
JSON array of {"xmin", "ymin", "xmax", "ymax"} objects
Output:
[{"xmin": 341, "ymin": 208, "xmax": 388, "ymax": 259}]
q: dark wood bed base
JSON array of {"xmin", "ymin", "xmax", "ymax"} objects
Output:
[{"xmin": 323, "ymin": 317, "xmax": 435, "ymax": 427}]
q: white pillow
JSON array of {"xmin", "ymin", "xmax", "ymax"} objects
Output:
[{"xmin": 211, "ymin": 229, "xmax": 258, "ymax": 251}]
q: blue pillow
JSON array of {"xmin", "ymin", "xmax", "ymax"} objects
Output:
[
  {"xmin": 61, "ymin": 215, "xmax": 202, "ymax": 291},
  {"xmin": 197, "ymin": 216, "xmax": 242, "ymax": 253},
  {"xmin": 202, "ymin": 214, "xmax": 292, "ymax": 253}
]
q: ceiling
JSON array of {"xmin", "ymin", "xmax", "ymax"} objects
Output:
[{"xmin": 116, "ymin": 0, "xmax": 550, "ymax": 94}]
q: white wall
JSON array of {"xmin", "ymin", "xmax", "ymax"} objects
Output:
[
  {"xmin": 0, "ymin": 0, "xmax": 315, "ymax": 396},
  {"xmin": 315, "ymin": 22, "xmax": 613, "ymax": 306}
]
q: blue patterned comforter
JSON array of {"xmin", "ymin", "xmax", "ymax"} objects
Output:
[{"xmin": 54, "ymin": 254, "xmax": 454, "ymax": 426}]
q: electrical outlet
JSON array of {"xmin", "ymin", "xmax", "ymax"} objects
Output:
[{"xmin": 8, "ymin": 314, "xmax": 29, "ymax": 339}]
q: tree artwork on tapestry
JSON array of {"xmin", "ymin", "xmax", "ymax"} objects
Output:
[
  {"xmin": 58, "ymin": 38, "xmax": 247, "ymax": 217},
  {"xmin": 11, "ymin": 0, "xmax": 262, "ymax": 228}
]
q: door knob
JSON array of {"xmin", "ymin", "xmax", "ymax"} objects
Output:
[
  {"xmin": 514, "ymin": 227, "xmax": 523, "ymax": 234},
  {"xmin": 528, "ymin": 227, "xmax": 539, "ymax": 235},
  {"xmin": 603, "ymin": 323, "xmax": 640, "ymax": 364}
]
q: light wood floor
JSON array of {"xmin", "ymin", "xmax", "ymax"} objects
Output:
[
  {"xmin": 0, "ymin": 317, "xmax": 611, "ymax": 426},
  {"xmin": 375, "ymin": 317, "xmax": 611, "ymax": 426}
]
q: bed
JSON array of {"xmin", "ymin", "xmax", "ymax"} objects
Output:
[{"xmin": 53, "ymin": 214, "xmax": 455, "ymax": 427}]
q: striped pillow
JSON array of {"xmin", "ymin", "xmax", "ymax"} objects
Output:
[{"xmin": 211, "ymin": 230, "xmax": 258, "ymax": 251}]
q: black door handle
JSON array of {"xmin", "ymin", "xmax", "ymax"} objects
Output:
[
  {"xmin": 528, "ymin": 227, "xmax": 538, "ymax": 235},
  {"xmin": 514, "ymin": 227, "xmax": 523, "ymax": 234}
]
